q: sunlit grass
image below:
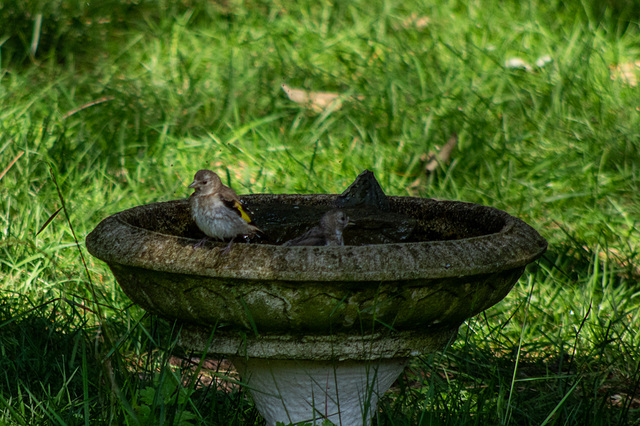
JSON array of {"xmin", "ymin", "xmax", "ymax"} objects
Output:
[{"xmin": 1, "ymin": 0, "xmax": 640, "ymax": 424}]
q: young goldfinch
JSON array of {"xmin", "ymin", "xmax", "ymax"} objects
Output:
[
  {"xmin": 283, "ymin": 210, "xmax": 352, "ymax": 247},
  {"xmin": 188, "ymin": 169, "xmax": 259, "ymax": 251}
]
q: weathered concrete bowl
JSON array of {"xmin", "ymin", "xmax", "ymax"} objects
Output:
[
  {"xmin": 86, "ymin": 194, "xmax": 546, "ymax": 358},
  {"xmin": 86, "ymin": 193, "xmax": 546, "ymax": 425}
]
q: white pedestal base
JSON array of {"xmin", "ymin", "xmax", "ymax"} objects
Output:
[{"xmin": 231, "ymin": 357, "xmax": 408, "ymax": 426}]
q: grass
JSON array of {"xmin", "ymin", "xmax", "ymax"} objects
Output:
[{"xmin": 1, "ymin": 0, "xmax": 640, "ymax": 424}]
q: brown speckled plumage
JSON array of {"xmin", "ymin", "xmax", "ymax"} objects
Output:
[{"xmin": 188, "ymin": 170, "xmax": 258, "ymax": 244}]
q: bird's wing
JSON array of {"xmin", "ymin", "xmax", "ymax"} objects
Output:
[
  {"xmin": 283, "ymin": 226, "xmax": 327, "ymax": 246},
  {"xmin": 218, "ymin": 188, "xmax": 253, "ymax": 224}
]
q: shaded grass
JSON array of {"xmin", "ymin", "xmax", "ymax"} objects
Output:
[
  {"xmin": 378, "ymin": 251, "xmax": 640, "ymax": 425},
  {"xmin": 1, "ymin": 0, "xmax": 640, "ymax": 424},
  {"xmin": 0, "ymin": 295, "xmax": 263, "ymax": 425}
]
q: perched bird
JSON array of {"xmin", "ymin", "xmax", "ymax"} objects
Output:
[
  {"xmin": 283, "ymin": 210, "xmax": 352, "ymax": 247},
  {"xmin": 188, "ymin": 169, "xmax": 259, "ymax": 252}
]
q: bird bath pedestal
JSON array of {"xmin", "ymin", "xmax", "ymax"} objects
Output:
[{"xmin": 86, "ymin": 193, "xmax": 546, "ymax": 425}]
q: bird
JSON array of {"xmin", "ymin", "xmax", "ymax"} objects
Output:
[
  {"xmin": 283, "ymin": 210, "xmax": 353, "ymax": 247},
  {"xmin": 188, "ymin": 169, "xmax": 259, "ymax": 252}
]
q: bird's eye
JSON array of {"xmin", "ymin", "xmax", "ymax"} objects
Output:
[{"xmin": 202, "ymin": 180, "xmax": 208, "ymax": 184}]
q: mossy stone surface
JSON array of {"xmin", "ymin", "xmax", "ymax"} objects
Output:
[{"xmin": 86, "ymin": 194, "xmax": 546, "ymax": 358}]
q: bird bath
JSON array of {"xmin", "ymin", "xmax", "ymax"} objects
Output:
[{"xmin": 86, "ymin": 188, "xmax": 546, "ymax": 425}]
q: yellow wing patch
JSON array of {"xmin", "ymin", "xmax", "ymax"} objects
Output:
[{"xmin": 234, "ymin": 200, "xmax": 252, "ymax": 223}]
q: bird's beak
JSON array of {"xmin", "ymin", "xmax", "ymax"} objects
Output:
[
  {"xmin": 347, "ymin": 219, "xmax": 356, "ymax": 227},
  {"xmin": 188, "ymin": 180, "xmax": 197, "ymax": 189}
]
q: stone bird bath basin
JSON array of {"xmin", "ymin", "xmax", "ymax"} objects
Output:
[{"xmin": 86, "ymin": 192, "xmax": 547, "ymax": 426}]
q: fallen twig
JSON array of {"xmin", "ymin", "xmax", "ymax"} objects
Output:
[{"xmin": 0, "ymin": 150, "xmax": 24, "ymax": 181}]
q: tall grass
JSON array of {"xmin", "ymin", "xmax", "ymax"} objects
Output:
[{"xmin": 1, "ymin": 0, "xmax": 639, "ymax": 424}]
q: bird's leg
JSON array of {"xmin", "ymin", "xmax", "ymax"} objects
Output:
[
  {"xmin": 193, "ymin": 237, "xmax": 210, "ymax": 248},
  {"xmin": 219, "ymin": 237, "xmax": 236, "ymax": 255}
]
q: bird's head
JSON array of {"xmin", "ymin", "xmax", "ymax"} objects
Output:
[
  {"xmin": 322, "ymin": 210, "xmax": 353, "ymax": 232},
  {"xmin": 188, "ymin": 169, "xmax": 222, "ymax": 195}
]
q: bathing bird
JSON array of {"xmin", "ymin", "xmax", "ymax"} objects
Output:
[
  {"xmin": 188, "ymin": 169, "xmax": 259, "ymax": 252},
  {"xmin": 283, "ymin": 210, "xmax": 352, "ymax": 247}
]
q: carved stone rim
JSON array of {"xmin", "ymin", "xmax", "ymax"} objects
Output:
[{"xmin": 86, "ymin": 194, "xmax": 547, "ymax": 282}]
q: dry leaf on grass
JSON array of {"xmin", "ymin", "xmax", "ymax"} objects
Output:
[
  {"xmin": 408, "ymin": 133, "xmax": 459, "ymax": 192},
  {"xmin": 505, "ymin": 57, "xmax": 533, "ymax": 72},
  {"xmin": 399, "ymin": 13, "xmax": 431, "ymax": 30},
  {"xmin": 424, "ymin": 133, "xmax": 458, "ymax": 174},
  {"xmin": 281, "ymin": 83, "xmax": 362, "ymax": 112},
  {"xmin": 535, "ymin": 55, "xmax": 553, "ymax": 67},
  {"xmin": 505, "ymin": 55, "xmax": 553, "ymax": 72},
  {"xmin": 610, "ymin": 61, "xmax": 640, "ymax": 87}
]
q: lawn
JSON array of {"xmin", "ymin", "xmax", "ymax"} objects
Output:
[{"xmin": 1, "ymin": 0, "xmax": 639, "ymax": 424}]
